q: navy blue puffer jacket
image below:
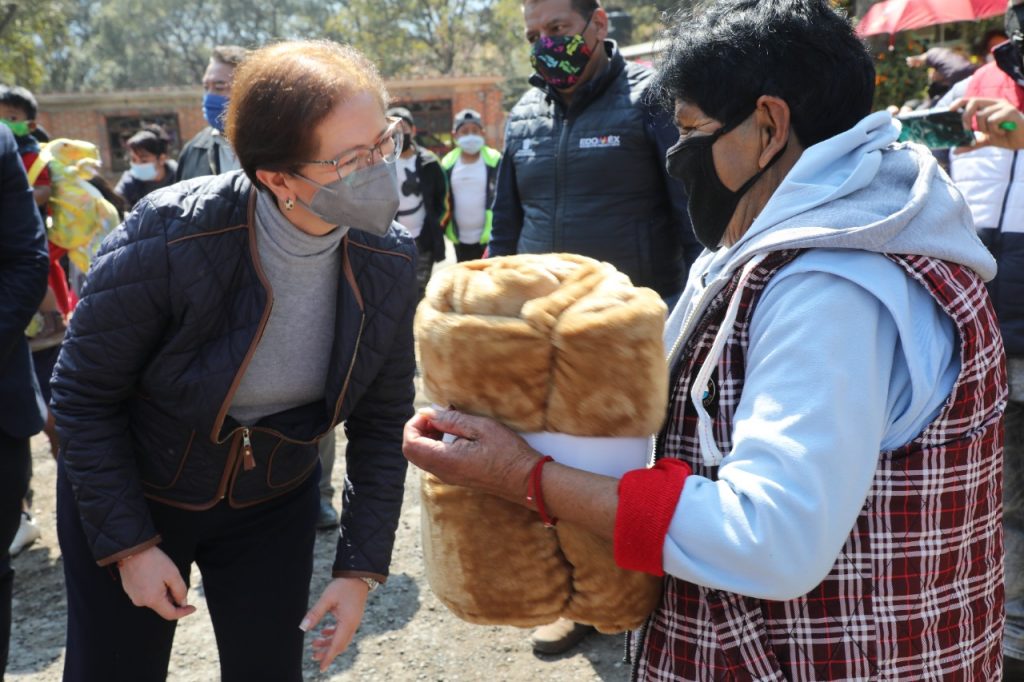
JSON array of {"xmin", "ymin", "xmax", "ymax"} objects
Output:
[{"xmin": 51, "ymin": 171, "xmax": 417, "ymax": 581}]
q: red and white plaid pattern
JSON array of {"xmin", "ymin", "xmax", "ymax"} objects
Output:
[{"xmin": 634, "ymin": 251, "xmax": 1007, "ymax": 681}]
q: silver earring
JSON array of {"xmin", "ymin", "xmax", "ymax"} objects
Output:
[{"xmin": 284, "ymin": 198, "xmax": 294, "ymax": 211}]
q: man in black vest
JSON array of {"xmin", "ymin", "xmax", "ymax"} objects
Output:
[
  {"xmin": 490, "ymin": 0, "xmax": 700, "ymax": 307},
  {"xmin": 489, "ymin": 0, "xmax": 701, "ymax": 654}
]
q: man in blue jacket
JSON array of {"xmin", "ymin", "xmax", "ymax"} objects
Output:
[
  {"xmin": 0, "ymin": 124, "xmax": 49, "ymax": 676},
  {"xmin": 490, "ymin": 0, "xmax": 701, "ymax": 306}
]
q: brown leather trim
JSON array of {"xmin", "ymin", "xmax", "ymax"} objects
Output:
[
  {"xmin": 347, "ymin": 239, "xmax": 414, "ymax": 262},
  {"xmin": 228, "ymin": 455, "xmax": 319, "ymax": 509},
  {"xmin": 211, "ymin": 191, "xmax": 271, "ymax": 444},
  {"xmin": 332, "ymin": 570, "xmax": 388, "ymax": 584},
  {"xmin": 264, "ymin": 439, "xmax": 320, "ymax": 490},
  {"xmin": 144, "ymin": 430, "xmax": 196, "ymax": 491},
  {"xmin": 96, "ymin": 535, "xmax": 163, "ymax": 567},
  {"xmin": 143, "ymin": 429, "xmax": 242, "ymax": 511},
  {"xmin": 342, "ymin": 240, "xmax": 365, "ymax": 312},
  {"xmin": 167, "ymin": 224, "xmax": 248, "ymax": 245}
]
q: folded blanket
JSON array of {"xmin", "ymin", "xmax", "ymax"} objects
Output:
[{"xmin": 415, "ymin": 253, "xmax": 668, "ymax": 632}]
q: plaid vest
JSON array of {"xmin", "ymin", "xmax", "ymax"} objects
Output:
[{"xmin": 634, "ymin": 250, "xmax": 1006, "ymax": 681}]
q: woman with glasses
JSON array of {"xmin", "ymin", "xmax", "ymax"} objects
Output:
[{"xmin": 50, "ymin": 40, "xmax": 416, "ymax": 681}]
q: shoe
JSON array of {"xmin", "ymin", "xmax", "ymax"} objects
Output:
[
  {"xmin": 529, "ymin": 618, "xmax": 595, "ymax": 655},
  {"xmin": 9, "ymin": 512, "xmax": 41, "ymax": 557},
  {"xmin": 316, "ymin": 498, "xmax": 339, "ymax": 530}
]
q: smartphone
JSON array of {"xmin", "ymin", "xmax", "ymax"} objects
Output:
[{"xmin": 896, "ymin": 109, "xmax": 975, "ymax": 148}]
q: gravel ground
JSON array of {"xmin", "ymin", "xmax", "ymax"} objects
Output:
[{"xmin": 7, "ymin": 380, "xmax": 632, "ymax": 682}]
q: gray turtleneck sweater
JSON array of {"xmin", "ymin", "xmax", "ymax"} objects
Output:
[{"xmin": 229, "ymin": 190, "xmax": 347, "ymax": 425}]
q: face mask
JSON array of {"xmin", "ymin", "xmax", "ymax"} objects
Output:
[
  {"xmin": 455, "ymin": 134, "xmax": 485, "ymax": 155},
  {"xmin": 1, "ymin": 119, "xmax": 31, "ymax": 138},
  {"xmin": 291, "ymin": 161, "xmax": 400, "ymax": 237},
  {"xmin": 401, "ymin": 134, "xmax": 414, "ymax": 152},
  {"xmin": 530, "ymin": 14, "xmax": 595, "ymax": 90},
  {"xmin": 665, "ymin": 114, "xmax": 788, "ymax": 251},
  {"xmin": 203, "ymin": 92, "xmax": 230, "ymax": 133},
  {"xmin": 129, "ymin": 162, "xmax": 158, "ymax": 181}
]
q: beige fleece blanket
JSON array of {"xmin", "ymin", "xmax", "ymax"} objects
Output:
[{"xmin": 415, "ymin": 253, "xmax": 668, "ymax": 633}]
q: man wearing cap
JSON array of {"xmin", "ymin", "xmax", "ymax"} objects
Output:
[
  {"xmin": 490, "ymin": 0, "xmax": 701, "ymax": 306},
  {"xmin": 388, "ymin": 106, "xmax": 447, "ymax": 297},
  {"xmin": 441, "ymin": 109, "xmax": 501, "ymax": 262}
]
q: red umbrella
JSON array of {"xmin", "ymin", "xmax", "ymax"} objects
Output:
[{"xmin": 856, "ymin": 0, "xmax": 1006, "ymax": 37}]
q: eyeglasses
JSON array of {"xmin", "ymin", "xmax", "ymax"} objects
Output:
[{"xmin": 299, "ymin": 117, "xmax": 404, "ymax": 181}]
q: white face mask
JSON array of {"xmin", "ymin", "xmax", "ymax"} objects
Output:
[
  {"xmin": 129, "ymin": 162, "xmax": 158, "ymax": 181},
  {"xmin": 455, "ymin": 134, "xmax": 485, "ymax": 155}
]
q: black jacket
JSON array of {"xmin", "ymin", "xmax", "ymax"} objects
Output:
[
  {"xmin": 490, "ymin": 42, "xmax": 701, "ymax": 298},
  {"xmin": 401, "ymin": 146, "xmax": 447, "ymax": 262},
  {"xmin": 115, "ymin": 160, "xmax": 178, "ymax": 210},
  {"xmin": 51, "ymin": 171, "xmax": 417, "ymax": 581},
  {"xmin": 0, "ymin": 125, "xmax": 49, "ymax": 440},
  {"xmin": 176, "ymin": 127, "xmax": 229, "ymax": 181}
]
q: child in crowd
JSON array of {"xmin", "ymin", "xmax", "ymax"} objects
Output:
[{"xmin": 114, "ymin": 124, "xmax": 178, "ymax": 210}]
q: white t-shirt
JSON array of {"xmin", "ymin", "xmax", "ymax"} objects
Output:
[
  {"xmin": 395, "ymin": 154, "xmax": 426, "ymax": 238},
  {"xmin": 450, "ymin": 156, "xmax": 488, "ymax": 244}
]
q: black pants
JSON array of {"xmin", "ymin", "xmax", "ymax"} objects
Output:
[
  {"xmin": 454, "ymin": 243, "xmax": 486, "ymax": 263},
  {"xmin": 57, "ymin": 459, "xmax": 319, "ymax": 682},
  {"xmin": 0, "ymin": 431, "xmax": 31, "ymax": 677}
]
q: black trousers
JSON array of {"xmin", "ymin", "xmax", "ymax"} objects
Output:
[
  {"xmin": 57, "ymin": 459, "xmax": 319, "ymax": 682},
  {"xmin": 453, "ymin": 242, "xmax": 486, "ymax": 263},
  {"xmin": 0, "ymin": 431, "xmax": 31, "ymax": 677}
]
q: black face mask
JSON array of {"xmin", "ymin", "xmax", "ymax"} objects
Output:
[
  {"xmin": 401, "ymin": 134, "xmax": 414, "ymax": 152},
  {"xmin": 665, "ymin": 114, "xmax": 788, "ymax": 251}
]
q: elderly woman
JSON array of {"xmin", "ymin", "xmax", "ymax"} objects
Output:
[
  {"xmin": 403, "ymin": 0, "xmax": 1008, "ymax": 679},
  {"xmin": 51, "ymin": 41, "xmax": 415, "ymax": 680}
]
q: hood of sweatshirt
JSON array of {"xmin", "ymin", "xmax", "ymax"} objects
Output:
[{"xmin": 665, "ymin": 110, "xmax": 996, "ymax": 360}]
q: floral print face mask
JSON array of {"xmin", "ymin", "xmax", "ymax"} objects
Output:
[{"xmin": 530, "ymin": 14, "xmax": 595, "ymax": 90}]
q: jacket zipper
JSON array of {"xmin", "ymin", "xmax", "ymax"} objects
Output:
[
  {"xmin": 241, "ymin": 427, "xmax": 255, "ymax": 471},
  {"xmin": 554, "ymin": 106, "xmax": 573, "ymax": 251}
]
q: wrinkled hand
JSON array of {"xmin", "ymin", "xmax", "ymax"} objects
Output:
[
  {"xmin": 300, "ymin": 578, "xmax": 369, "ymax": 672},
  {"xmin": 952, "ymin": 96, "xmax": 1024, "ymax": 150},
  {"xmin": 402, "ymin": 407, "xmax": 539, "ymax": 502},
  {"xmin": 118, "ymin": 545, "xmax": 196, "ymax": 621}
]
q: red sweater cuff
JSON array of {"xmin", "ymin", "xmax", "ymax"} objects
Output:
[{"xmin": 614, "ymin": 458, "xmax": 691, "ymax": 576}]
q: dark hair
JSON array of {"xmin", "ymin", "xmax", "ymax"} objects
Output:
[
  {"xmin": 977, "ymin": 28, "xmax": 1009, "ymax": 55},
  {"xmin": 227, "ymin": 40, "xmax": 389, "ymax": 187},
  {"xmin": 0, "ymin": 85, "xmax": 38, "ymax": 120},
  {"xmin": 523, "ymin": 0, "xmax": 599, "ymax": 20},
  {"xmin": 653, "ymin": 0, "xmax": 875, "ymax": 148},
  {"xmin": 211, "ymin": 45, "xmax": 249, "ymax": 68},
  {"xmin": 126, "ymin": 124, "xmax": 170, "ymax": 157}
]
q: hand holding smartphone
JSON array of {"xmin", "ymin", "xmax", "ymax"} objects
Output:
[{"xmin": 895, "ymin": 109, "xmax": 976, "ymax": 149}]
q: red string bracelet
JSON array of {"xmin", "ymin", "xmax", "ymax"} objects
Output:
[{"xmin": 525, "ymin": 455, "xmax": 558, "ymax": 528}]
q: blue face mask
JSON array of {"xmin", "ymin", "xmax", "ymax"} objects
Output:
[
  {"xmin": 203, "ymin": 92, "xmax": 230, "ymax": 133},
  {"xmin": 129, "ymin": 162, "xmax": 159, "ymax": 182}
]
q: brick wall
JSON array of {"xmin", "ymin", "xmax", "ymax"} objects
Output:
[{"xmin": 37, "ymin": 77, "xmax": 506, "ymax": 184}]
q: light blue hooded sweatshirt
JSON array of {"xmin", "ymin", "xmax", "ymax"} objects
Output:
[{"xmin": 659, "ymin": 111, "xmax": 998, "ymax": 600}]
